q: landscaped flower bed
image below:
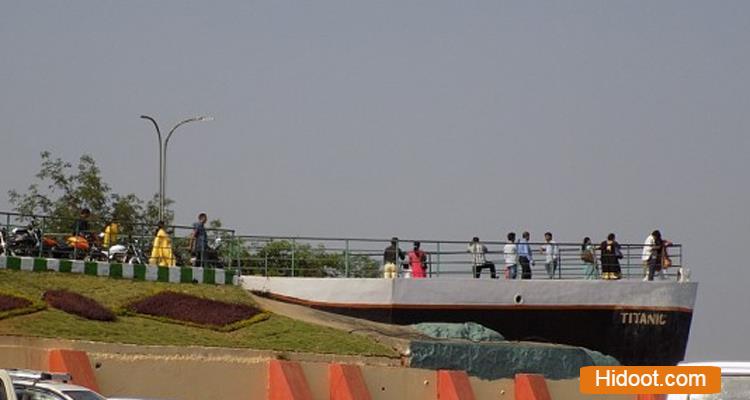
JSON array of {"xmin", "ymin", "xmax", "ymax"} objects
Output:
[
  {"xmin": 126, "ymin": 291, "xmax": 264, "ymax": 330},
  {"xmin": 0, "ymin": 293, "xmax": 44, "ymax": 320},
  {"xmin": 0, "ymin": 294, "xmax": 32, "ymax": 312},
  {"xmin": 43, "ymin": 290, "xmax": 116, "ymax": 321}
]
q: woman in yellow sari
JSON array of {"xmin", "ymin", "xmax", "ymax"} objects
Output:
[{"xmin": 149, "ymin": 221, "xmax": 175, "ymax": 267}]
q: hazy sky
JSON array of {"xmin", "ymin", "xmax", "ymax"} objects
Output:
[{"xmin": 1, "ymin": 1, "xmax": 749, "ymax": 362}]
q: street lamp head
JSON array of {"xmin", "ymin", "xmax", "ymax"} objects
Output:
[{"xmin": 197, "ymin": 116, "xmax": 214, "ymax": 122}]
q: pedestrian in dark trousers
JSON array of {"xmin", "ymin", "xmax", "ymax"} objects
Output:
[
  {"xmin": 599, "ymin": 233, "xmax": 623, "ymax": 280},
  {"xmin": 189, "ymin": 213, "xmax": 208, "ymax": 267},
  {"xmin": 468, "ymin": 237, "xmax": 497, "ymax": 278},
  {"xmin": 647, "ymin": 230, "xmax": 672, "ymax": 281},
  {"xmin": 517, "ymin": 231, "xmax": 534, "ymax": 279}
]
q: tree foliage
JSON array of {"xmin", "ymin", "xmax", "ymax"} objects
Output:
[
  {"xmin": 246, "ymin": 240, "xmax": 380, "ymax": 278},
  {"xmin": 7, "ymin": 151, "xmax": 171, "ymax": 235},
  {"xmin": 8, "ymin": 152, "xmax": 380, "ymax": 276}
]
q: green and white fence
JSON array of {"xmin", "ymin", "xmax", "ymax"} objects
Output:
[{"xmin": 0, "ymin": 255, "xmax": 237, "ymax": 285}]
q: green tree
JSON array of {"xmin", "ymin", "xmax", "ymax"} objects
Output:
[
  {"xmin": 7, "ymin": 151, "xmax": 172, "ymax": 236},
  {"xmin": 246, "ymin": 240, "xmax": 379, "ymax": 277}
]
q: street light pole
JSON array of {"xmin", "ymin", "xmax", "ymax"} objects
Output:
[
  {"xmin": 140, "ymin": 115, "xmax": 213, "ymax": 223},
  {"xmin": 162, "ymin": 116, "xmax": 213, "ymax": 221},
  {"xmin": 140, "ymin": 115, "xmax": 163, "ymax": 222}
]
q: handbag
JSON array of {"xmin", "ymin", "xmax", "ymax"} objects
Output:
[
  {"xmin": 615, "ymin": 246, "xmax": 623, "ymax": 259},
  {"xmin": 581, "ymin": 250, "xmax": 594, "ymax": 263}
]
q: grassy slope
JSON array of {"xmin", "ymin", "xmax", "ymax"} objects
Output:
[{"xmin": 0, "ymin": 269, "xmax": 395, "ymax": 357}]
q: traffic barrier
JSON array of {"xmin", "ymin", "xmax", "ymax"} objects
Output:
[
  {"xmin": 514, "ymin": 374, "xmax": 551, "ymax": 400},
  {"xmin": 268, "ymin": 360, "xmax": 313, "ymax": 400},
  {"xmin": 329, "ymin": 363, "xmax": 372, "ymax": 400},
  {"xmin": 437, "ymin": 370, "xmax": 475, "ymax": 400},
  {"xmin": 47, "ymin": 349, "xmax": 100, "ymax": 392}
]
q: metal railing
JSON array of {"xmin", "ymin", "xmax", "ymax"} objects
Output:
[
  {"xmin": 229, "ymin": 235, "xmax": 684, "ymax": 281},
  {"xmin": 0, "ymin": 211, "xmax": 235, "ymax": 270},
  {"xmin": 0, "ymin": 211, "xmax": 684, "ymax": 281}
]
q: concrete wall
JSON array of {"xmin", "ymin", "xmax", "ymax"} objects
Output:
[{"xmin": 0, "ymin": 336, "xmax": 633, "ymax": 400}]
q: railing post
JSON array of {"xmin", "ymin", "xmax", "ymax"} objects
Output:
[
  {"xmin": 344, "ymin": 239, "xmax": 350, "ymax": 278},
  {"xmin": 264, "ymin": 245, "xmax": 269, "ymax": 277},
  {"xmin": 436, "ymin": 242, "xmax": 441, "ymax": 278},
  {"xmin": 38, "ymin": 217, "xmax": 46, "ymax": 258},
  {"xmin": 291, "ymin": 238, "xmax": 296, "ymax": 277},
  {"xmin": 427, "ymin": 253, "xmax": 432, "ymax": 277},
  {"xmin": 232, "ymin": 231, "xmax": 242, "ymax": 275},
  {"xmin": 626, "ymin": 245, "xmax": 631, "ymax": 279}
]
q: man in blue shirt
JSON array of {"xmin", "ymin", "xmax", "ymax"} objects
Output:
[
  {"xmin": 517, "ymin": 231, "xmax": 535, "ymax": 279},
  {"xmin": 189, "ymin": 212, "xmax": 208, "ymax": 267}
]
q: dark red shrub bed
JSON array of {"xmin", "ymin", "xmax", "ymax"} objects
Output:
[
  {"xmin": 127, "ymin": 291, "xmax": 261, "ymax": 327},
  {"xmin": 0, "ymin": 294, "xmax": 32, "ymax": 312},
  {"xmin": 43, "ymin": 290, "xmax": 115, "ymax": 322}
]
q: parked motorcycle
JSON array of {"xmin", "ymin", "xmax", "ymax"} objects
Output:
[
  {"xmin": 106, "ymin": 238, "xmax": 148, "ymax": 264},
  {"xmin": 63, "ymin": 233, "xmax": 107, "ymax": 262},
  {"xmin": 3, "ymin": 221, "xmax": 71, "ymax": 259},
  {"xmin": 7, "ymin": 225, "xmax": 42, "ymax": 257},
  {"xmin": 191, "ymin": 237, "xmax": 226, "ymax": 269},
  {"xmin": 0, "ymin": 228, "xmax": 10, "ymax": 256}
]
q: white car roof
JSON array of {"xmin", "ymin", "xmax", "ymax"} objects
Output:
[{"xmin": 13, "ymin": 379, "xmax": 92, "ymax": 392}]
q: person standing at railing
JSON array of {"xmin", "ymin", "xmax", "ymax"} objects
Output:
[
  {"xmin": 541, "ymin": 232, "xmax": 560, "ymax": 279},
  {"xmin": 642, "ymin": 230, "xmax": 668, "ymax": 281},
  {"xmin": 517, "ymin": 232, "xmax": 534, "ymax": 279},
  {"xmin": 468, "ymin": 237, "xmax": 497, "ymax": 278},
  {"xmin": 646, "ymin": 230, "xmax": 672, "ymax": 281},
  {"xmin": 503, "ymin": 232, "xmax": 518, "ymax": 279},
  {"xmin": 599, "ymin": 233, "xmax": 622, "ymax": 280},
  {"xmin": 383, "ymin": 237, "xmax": 405, "ymax": 278},
  {"xmin": 149, "ymin": 221, "xmax": 175, "ymax": 267},
  {"xmin": 407, "ymin": 241, "xmax": 427, "ymax": 278},
  {"xmin": 101, "ymin": 217, "xmax": 119, "ymax": 249},
  {"xmin": 71, "ymin": 208, "xmax": 91, "ymax": 237},
  {"xmin": 581, "ymin": 237, "xmax": 598, "ymax": 279},
  {"xmin": 189, "ymin": 213, "xmax": 208, "ymax": 267}
]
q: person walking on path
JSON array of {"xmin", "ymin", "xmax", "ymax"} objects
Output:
[
  {"xmin": 541, "ymin": 232, "xmax": 560, "ymax": 279},
  {"xmin": 641, "ymin": 232, "xmax": 655, "ymax": 280},
  {"xmin": 407, "ymin": 241, "xmax": 428, "ymax": 278},
  {"xmin": 468, "ymin": 237, "xmax": 497, "ymax": 278},
  {"xmin": 189, "ymin": 213, "xmax": 208, "ymax": 267},
  {"xmin": 599, "ymin": 233, "xmax": 622, "ymax": 280},
  {"xmin": 383, "ymin": 237, "xmax": 405, "ymax": 278},
  {"xmin": 72, "ymin": 208, "xmax": 91, "ymax": 238},
  {"xmin": 503, "ymin": 232, "xmax": 518, "ymax": 279},
  {"xmin": 101, "ymin": 217, "xmax": 119, "ymax": 249},
  {"xmin": 646, "ymin": 230, "xmax": 672, "ymax": 281},
  {"xmin": 149, "ymin": 221, "xmax": 175, "ymax": 267},
  {"xmin": 581, "ymin": 237, "xmax": 598, "ymax": 279},
  {"xmin": 517, "ymin": 231, "xmax": 534, "ymax": 279}
]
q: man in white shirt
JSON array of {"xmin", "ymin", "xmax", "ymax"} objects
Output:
[
  {"xmin": 541, "ymin": 232, "xmax": 560, "ymax": 279},
  {"xmin": 503, "ymin": 232, "xmax": 518, "ymax": 279},
  {"xmin": 467, "ymin": 237, "xmax": 496, "ymax": 278}
]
